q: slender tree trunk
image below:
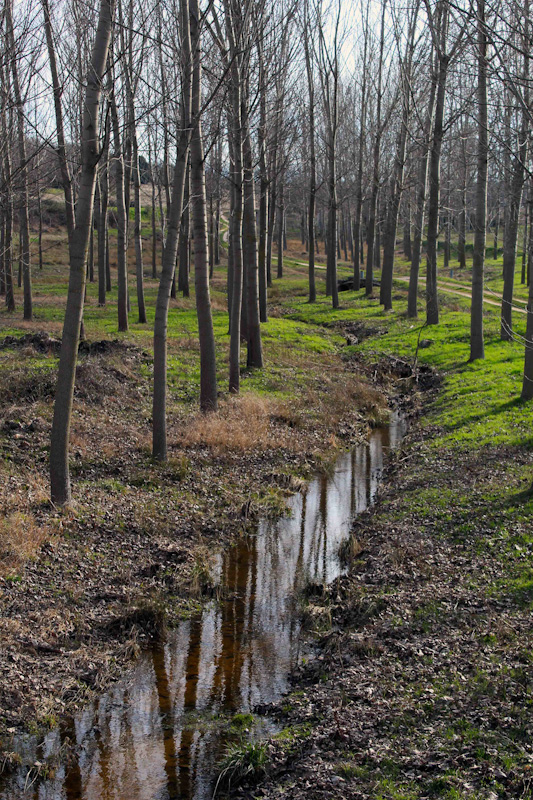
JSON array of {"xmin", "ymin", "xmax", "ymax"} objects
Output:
[
  {"xmin": 243, "ymin": 113, "xmax": 263, "ymax": 368},
  {"xmin": 521, "ymin": 199, "xmax": 528, "ymax": 285},
  {"xmin": 403, "ymin": 195, "xmax": 412, "ymax": 260},
  {"xmin": 257, "ymin": 40, "xmax": 268, "ymax": 319},
  {"xmin": 470, "ymin": 0, "xmax": 487, "ymax": 362},
  {"xmin": 327, "ymin": 142, "xmax": 339, "ymax": 309},
  {"xmin": 526, "ymin": 189, "xmax": 533, "ymax": 286},
  {"xmin": 110, "ymin": 82, "xmax": 129, "ymax": 331},
  {"xmin": 151, "ymin": 153, "xmax": 157, "ymax": 279},
  {"xmin": 266, "ymin": 175, "xmax": 276, "ymax": 287},
  {"xmin": 96, "ymin": 179, "xmax": 106, "ymax": 305},
  {"xmin": 190, "ymin": 0, "xmax": 217, "ymax": 410},
  {"xmin": 41, "ymin": 0, "xmax": 75, "ymax": 237},
  {"xmin": 277, "ymin": 182, "xmax": 284, "ymax": 279},
  {"xmin": 132, "ymin": 124, "xmax": 147, "ymax": 323},
  {"xmin": 152, "ymin": 0, "xmax": 192, "ymax": 460},
  {"xmin": 0, "ymin": 101, "xmax": 15, "ymax": 312},
  {"xmin": 408, "ymin": 62, "xmax": 437, "ymax": 318},
  {"xmin": 380, "ymin": 85, "xmax": 411, "ymax": 310},
  {"xmin": 458, "ymin": 148, "xmax": 467, "ymax": 269},
  {"xmin": 7, "ymin": 0, "xmax": 32, "ymax": 319},
  {"xmin": 366, "ymin": 0, "xmax": 386, "ymax": 298},
  {"xmin": 426, "ymin": 7, "xmax": 449, "ymax": 326},
  {"xmin": 50, "ymin": 0, "xmax": 114, "ymax": 504},
  {"xmin": 178, "ymin": 160, "xmax": 190, "ymax": 296},
  {"xmin": 493, "ymin": 205, "xmax": 499, "ymax": 260},
  {"xmin": 501, "ymin": 43, "xmax": 529, "ymax": 340}
]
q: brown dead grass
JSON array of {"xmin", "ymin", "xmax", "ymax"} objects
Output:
[
  {"xmin": 180, "ymin": 393, "xmax": 299, "ymax": 454},
  {"xmin": 0, "ymin": 512, "xmax": 50, "ymax": 576},
  {"xmin": 179, "ymin": 373, "xmax": 387, "ymax": 457}
]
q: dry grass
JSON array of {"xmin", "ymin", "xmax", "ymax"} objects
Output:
[
  {"xmin": 179, "ymin": 393, "xmax": 300, "ymax": 454},
  {"xmin": 0, "ymin": 512, "xmax": 50, "ymax": 577},
  {"xmin": 178, "ymin": 373, "xmax": 386, "ymax": 457}
]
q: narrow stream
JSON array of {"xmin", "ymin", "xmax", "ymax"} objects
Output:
[{"xmin": 1, "ymin": 412, "xmax": 407, "ymax": 800}]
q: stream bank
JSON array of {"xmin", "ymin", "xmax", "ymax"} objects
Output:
[
  {"xmin": 0, "ymin": 330, "xmax": 424, "ymax": 786},
  {"xmin": 237, "ymin": 400, "xmax": 533, "ymax": 800}
]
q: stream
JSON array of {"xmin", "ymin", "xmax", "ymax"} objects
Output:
[{"xmin": 1, "ymin": 412, "xmax": 407, "ymax": 800}]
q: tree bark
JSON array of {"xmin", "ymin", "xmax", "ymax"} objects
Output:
[
  {"xmin": 243, "ymin": 123, "xmax": 263, "ymax": 368},
  {"xmin": 470, "ymin": 0, "xmax": 487, "ymax": 362},
  {"xmin": 426, "ymin": 4, "xmax": 450, "ymax": 326},
  {"xmin": 110, "ymin": 79, "xmax": 129, "ymax": 331},
  {"xmin": 50, "ymin": 0, "xmax": 114, "ymax": 504},
  {"xmin": 407, "ymin": 58, "xmax": 437, "ymax": 318},
  {"xmin": 501, "ymin": 23, "xmax": 529, "ymax": 341},
  {"xmin": 152, "ymin": 0, "xmax": 192, "ymax": 460},
  {"xmin": 366, "ymin": 0, "xmax": 386, "ymax": 298},
  {"xmin": 190, "ymin": 0, "xmax": 217, "ymax": 410},
  {"xmin": 7, "ymin": 0, "xmax": 32, "ymax": 319}
]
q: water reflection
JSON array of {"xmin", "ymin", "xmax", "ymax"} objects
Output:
[{"xmin": 1, "ymin": 413, "xmax": 406, "ymax": 800}]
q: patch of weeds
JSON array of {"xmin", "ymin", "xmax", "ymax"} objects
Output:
[
  {"xmin": 163, "ymin": 454, "xmax": 189, "ymax": 482},
  {"xmin": 95, "ymin": 478, "xmax": 130, "ymax": 495},
  {"xmin": 273, "ymin": 722, "xmax": 312, "ymax": 753},
  {"xmin": 335, "ymin": 761, "xmax": 369, "ymax": 780},
  {"xmin": 230, "ymin": 713, "xmax": 255, "ymax": 732},
  {"xmin": 103, "ymin": 599, "xmax": 167, "ymax": 644},
  {"xmin": 255, "ymin": 486, "xmax": 290, "ymax": 518},
  {"xmin": 375, "ymin": 777, "xmax": 418, "ymax": 800},
  {"xmin": 189, "ymin": 545, "xmax": 218, "ymax": 597},
  {"xmin": 214, "ymin": 740, "xmax": 267, "ymax": 792},
  {"xmin": 338, "ymin": 535, "xmax": 365, "ymax": 565}
]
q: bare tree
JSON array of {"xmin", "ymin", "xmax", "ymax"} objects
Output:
[
  {"xmin": 470, "ymin": 0, "xmax": 488, "ymax": 361},
  {"xmin": 50, "ymin": 0, "xmax": 115, "ymax": 504}
]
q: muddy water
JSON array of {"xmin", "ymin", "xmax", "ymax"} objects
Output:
[{"xmin": 1, "ymin": 413, "xmax": 406, "ymax": 800}]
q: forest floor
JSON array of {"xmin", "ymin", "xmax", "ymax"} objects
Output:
[
  {"xmin": 0, "ymin": 231, "xmax": 416, "ymax": 770},
  {"xmin": 0, "ymin": 225, "xmax": 532, "ymax": 799}
]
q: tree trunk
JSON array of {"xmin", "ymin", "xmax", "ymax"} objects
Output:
[
  {"xmin": 327, "ymin": 144, "xmax": 339, "ymax": 309},
  {"xmin": 458, "ymin": 150, "xmax": 467, "ymax": 269},
  {"xmin": 190, "ymin": 0, "xmax": 217, "ymax": 411},
  {"xmin": 493, "ymin": 205, "xmax": 499, "ymax": 261},
  {"xmin": 501, "ymin": 84, "xmax": 528, "ymax": 340},
  {"xmin": 243, "ymin": 114, "xmax": 263, "ymax": 368},
  {"xmin": 178, "ymin": 161, "xmax": 190, "ymax": 296},
  {"xmin": 152, "ymin": 0, "xmax": 192, "ymax": 460},
  {"xmin": 408, "ymin": 62, "xmax": 437, "ymax": 318},
  {"xmin": 426, "ymin": 8, "xmax": 449, "ymax": 326},
  {"xmin": 470, "ymin": 0, "xmax": 487, "ymax": 362},
  {"xmin": 277, "ymin": 183, "xmax": 284, "ymax": 279},
  {"xmin": 366, "ymin": 0, "xmax": 386, "ymax": 298},
  {"xmin": 7, "ymin": 0, "xmax": 32, "ymax": 319},
  {"xmin": 403, "ymin": 196, "xmax": 412, "ymax": 260},
  {"xmin": 304, "ymin": 21, "xmax": 317, "ymax": 303},
  {"xmin": 110, "ymin": 82, "xmax": 129, "ymax": 331},
  {"xmin": 131, "ymin": 123, "xmax": 147, "ymax": 323},
  {"xmin": 50, "ymin": 0, "xmax": 114, "ymax": 504}
]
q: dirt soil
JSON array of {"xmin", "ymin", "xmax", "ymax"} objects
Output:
[
  {"xmin": 235, "ymin": 426, "xmax": 533, "ymax": 799},
  {"xmin": 0, "ymin": 330, "xmax": 425, "ymax": 769}
]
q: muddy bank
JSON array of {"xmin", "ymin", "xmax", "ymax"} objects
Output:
[{"xmin": 0, "ymin": 331, "xmax": 423, "ymax": 767}]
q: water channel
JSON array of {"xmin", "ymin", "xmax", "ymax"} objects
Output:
[{"xmin": 1, "ymin": 412, "xmax": 407, "ymax": 800}]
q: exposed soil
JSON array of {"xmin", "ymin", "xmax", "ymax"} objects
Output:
[{"xmin": 0, "ymin": 327, "xmax": 425, "ymax": 769}]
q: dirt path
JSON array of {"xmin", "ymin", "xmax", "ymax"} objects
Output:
[{"xmin": 396, "ymin": 274, "xmax": 528, "ymax": 314}]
